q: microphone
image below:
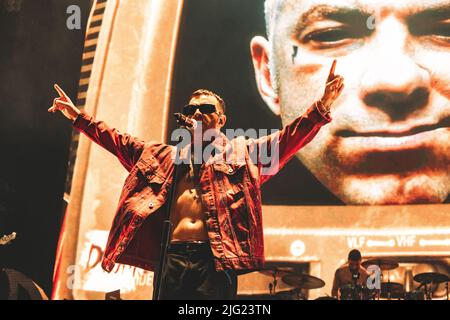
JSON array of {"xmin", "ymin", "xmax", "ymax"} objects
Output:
[
  {"xmin": 174, "ymin": 113, "xmax": 198, "ymax": 129},
  {"xmin": 352, "ymin": 271, "xmax": 360, "ymax": 284}
]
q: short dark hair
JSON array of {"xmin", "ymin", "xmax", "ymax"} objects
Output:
[
  {"xmin": 189, "ymin": 89, "xmax": 226, "ymax": 114},
  {"xmin": 348, "ymin": 249, "xmax": 362, "ymax": 261}
]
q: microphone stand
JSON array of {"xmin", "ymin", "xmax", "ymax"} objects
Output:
[
  {"xmin": 351, "ymin": 271, "xmax": 360, "ymax": 300},
  {"xmin": 446, "ymin": 281, "xmax": 449, "ymax": 300},
  {"xmin": 152, "ymin": 119, "xmax": 190, "ymax": 300},
  {"xmin": 387, "ymin": 271, "xmax": 392, "ymax": 300}
]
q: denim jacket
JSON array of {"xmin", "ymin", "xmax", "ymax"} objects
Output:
[{"xmin": 72, "ymin": 102, "xmax": 331, "ymax": 273}]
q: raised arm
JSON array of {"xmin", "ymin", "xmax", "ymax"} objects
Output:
[
  {"xmin": 248, "ymin": 60, "xmax": 344, "ymax": 183},
  {"xmin": 48, "ymin": 84, "xmax": 144, "ymax": 171},
  {"xmin": 48, "ymin": 84, "xmax": 81, "ymax": 121}
]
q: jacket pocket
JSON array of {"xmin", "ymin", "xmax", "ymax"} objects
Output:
[
  {"xmin": 136, "ymin": 158, "xmax": 166, "ymax": 185},
  {"xmin": 121, "ymin": 158, "xmax": 167, "ymax": 218}
]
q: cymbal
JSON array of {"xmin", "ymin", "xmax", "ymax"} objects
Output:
[
  {"xmin": 413, "ymin": 272, "xmax": 450, "ymax": 284},
  {"xmin": 282, "ymin": 273, "xmax": 326, "ymax": 290},
  {"xmin": 380, "ymin": 282, "xmax": 405, "ymax": 299},
  {"xmin": 362, "ymin": 258, "xmax": 399, "ymax": 271},
  {"xmin": 259, "ymin": 267, "xmax": 297, "ymax": 278}
]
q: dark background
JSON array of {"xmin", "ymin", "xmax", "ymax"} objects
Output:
[
  {"xmin": 0, "ymin": 0, "xmax": 92, "ymax": 296},
  {"xmin": 170, "ymin": 0, "xmax": 343, "ymax": 205}
]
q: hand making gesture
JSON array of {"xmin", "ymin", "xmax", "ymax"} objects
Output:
[
  {"xmin": 319, "ymin": 60, "xmax": 344, "ymax": 114},
  {"xmin": 48, "ymin": 84, "xmax": 80, "ymax": 122}
]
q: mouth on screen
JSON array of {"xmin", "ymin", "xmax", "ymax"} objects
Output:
[
  {"xmin": 333, "ymin": 126, "xmax": 449, "ymax": 174},
  {"xmin": 336, "ymin": 116, "xmax": 450, "ymax": 153}
]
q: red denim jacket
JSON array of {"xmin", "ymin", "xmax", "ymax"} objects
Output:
[{"xmin": 72, "ymin": 102, "xmax": 331, "ymax": 274}]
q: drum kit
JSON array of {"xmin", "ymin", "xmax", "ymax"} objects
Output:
[
  {"xmin": 364, "ymin": 258, "xmax": 449, "ymax": 300},
  {"xmin": 355, "ymin": 258, "xmax": 449, "ymax": 300},
  {"xmin": 259, "ymin": 266, "xmax": 327, "ymax": 300},
  {"xmin": 257, "ymin": 258, "xmax": 450, "ymax": 300}
]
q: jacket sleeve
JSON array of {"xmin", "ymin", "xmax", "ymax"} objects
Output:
[
  {"xmin": 247, "ymin": 101, "xmax": 331, "ymax": 184},
  {"xmin": 72, "ymin": 111, "xmax": 145, "ymax": 172}
]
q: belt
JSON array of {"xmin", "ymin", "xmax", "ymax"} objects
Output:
[{"xmin": 168, "ymin": 241, "xmax": 210, "ymax": 253}]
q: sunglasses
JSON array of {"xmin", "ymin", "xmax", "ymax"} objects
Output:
[{"xmin": 182, "ymin": 104, "xmax": 218, "ymax": 116}]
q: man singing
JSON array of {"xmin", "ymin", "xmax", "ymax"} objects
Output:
[{"xmin": 48, "ymin": 61, "xmax": 343, "ymax": 300}]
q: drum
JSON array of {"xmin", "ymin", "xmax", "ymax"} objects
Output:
[
  {"xmin": 404, "ymin": 290, "xmax": 425, "ymax": 300},
  {"xmin": 340, "ymin": 284, "xmax": 365, "ymax": 300},
  {"xmin": 275, "ymin": 289, "xmax": 306, "ymax": 300},
  {"xmin": 362, "ymin": 287, "xmax": 379, "ymax": 300}
]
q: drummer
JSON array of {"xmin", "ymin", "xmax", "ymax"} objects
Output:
[{"xmin": 331, "ymin": 249, "xmax": 370, "ymax": 299}]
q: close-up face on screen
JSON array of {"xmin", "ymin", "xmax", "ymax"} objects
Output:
[{"xmin": 1, "ymin": 0, "xmax": 449, "ymax": 304}]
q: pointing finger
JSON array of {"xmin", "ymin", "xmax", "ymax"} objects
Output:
[
  {"xmin": 327, "ymin": 59, "xmax": 337, "ymax": 82},
  {"xmin": 54, "ymin": 84, "xmax": 68, "ymax": 99}
]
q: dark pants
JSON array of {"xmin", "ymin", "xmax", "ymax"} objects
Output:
[{"xmin": 156, "ymin": 242, "xmax": 237, "ymax": 300}]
